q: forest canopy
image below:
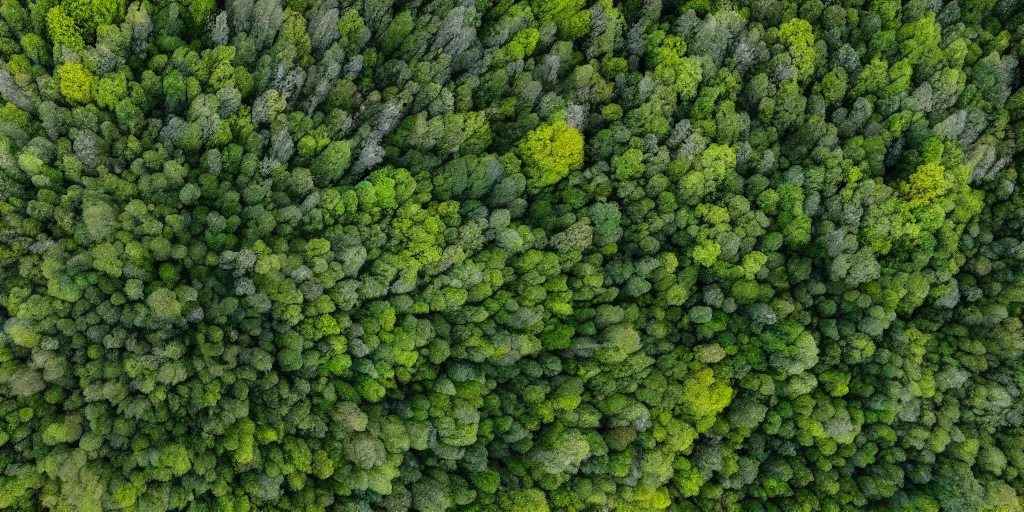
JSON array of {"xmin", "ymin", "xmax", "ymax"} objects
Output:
[{"xmin": 0, "ymin": 0, "xmax": 1023, "ymax": 511}]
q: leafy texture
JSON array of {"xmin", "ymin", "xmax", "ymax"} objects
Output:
[{"xmin": 0, "ymin": 1, "xmax": 1023, "ymax": 511}]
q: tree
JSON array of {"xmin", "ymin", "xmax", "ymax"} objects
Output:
[
  {"xmin": 0, "ymin": 1, "xmax": 1021, "ymax": 510},
  {"xmin": 60, "ymin": 0, "xmax": 126, "ymax": 34},
  {"xmin": 778, "ymin": 18, "xmax": 815, "ymax": 83},
  {"xmin": 56, "ymin": 62, "xmax": 96, "ymax": 104},
  {"xmin": 310, "ymin": 140, "xmax": 352, "ymax": 186},
  {"xmin": 518, "ymin": 119, "xmax": 584, "ymax": 191},
  {"xmin": 500, "ymin": 488, "xmax": 551, "ymax": 512},
  {"xmin": 653, "ymin": 35, "xmax": 703, "ymax": 99},
  {"xmin": 46, "ymin": 6, "xmax": 85, "ymax": 50},
  {"xmin": 596, "ymin": 323, "xmax": 641, "ymax": 363},
  {"xmin": 147, "ymin": 288, "xmax": 182, "ymax": 322}
]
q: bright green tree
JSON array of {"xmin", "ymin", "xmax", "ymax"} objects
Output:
[{"xmin": 518, "ymin": 119, "xmax": 584, "ymax": 191}]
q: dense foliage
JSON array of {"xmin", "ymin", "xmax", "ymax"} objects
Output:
[{"xmin": 0, "ymin": 0, "xmax": 1023, "ymax": 510}]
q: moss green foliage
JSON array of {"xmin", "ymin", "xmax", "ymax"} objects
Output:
[{"xmin": 0, "ymin": 1, "xmax": 1023, "ymax": 511}]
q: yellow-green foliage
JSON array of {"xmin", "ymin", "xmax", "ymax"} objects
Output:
[
  {"xmin": 679, "ymin": 368, "xmax": 734, "ymax": 431},
  {"xmin": 779, "ymin": 18, "xmax": 816, "ymax": 82},
  {"xmin": 531, "ymin": 0, "xmax": 588, "ymax": 39},
  {"xmin": 337, "ymin": 8, "xmax": 366, "ymax": 51},
  {"xmin": 96, "ymin": 73, "xmax": 126, "ymax": 108},
  {"xmin": 9, "ymin": 321, "xmax": 41, "ymax": 348},
  {"xmin": 181, "ymin": 0, "xmax": 216, "ymax": 25},
  {"xmin": 495, "ymin": 28, "xmax": 539, "ymax": 65},
  {"xmin": 903, "ymin": 162, "xmax": 949, "ymax": 209},
  {"xmin": 60, "ymin": 0, "xmax": 125, "ymax": 34},
  {"xmin": 56, "ymin": 62, "xmax": 96, "ymax": 104},
  {"xmin": 654, "ymin": 35, "xmax": 703, "ymax": 99},
  {"xmin": 46, "ymin": 6, "xmax": 84, "ymax": 51},
  {"xmin": 518, "ymin": 119, "xmax": 584, "ymax": 191},
  {"xmin": 46, "ymin": 0, "xmax": 126, "ymax": 51}
]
